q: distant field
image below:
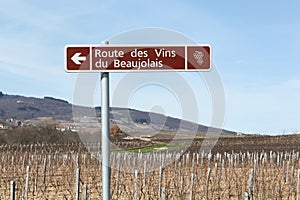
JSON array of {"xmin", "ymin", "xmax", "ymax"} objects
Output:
[
  {"xmin": 2, "ymin": 127, "xmax": 300, "ymax": 153},
  {"xmin": 118, "ymin": 133, "xmax": 300, "ymax": 155},
  {"xmin": 152, "ymin": 133, "xmax": 300, "ymax": 154}
]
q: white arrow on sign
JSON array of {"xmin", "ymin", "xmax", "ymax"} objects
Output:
[{"xmin": 71, "ymin": 52, "xmax": 86, "ymax": 65}]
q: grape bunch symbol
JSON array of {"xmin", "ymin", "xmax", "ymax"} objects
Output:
[{"xmin": 193, "ymin": 50, "xmax": 204, "ymax": 65}]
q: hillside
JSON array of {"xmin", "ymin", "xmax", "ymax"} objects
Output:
[
  {"xmin": 0, "ymin": 92, "xmax": 72, "ymax": 120},
  {"xmin": 0, "ymin": 92, "xmax": 236, "ymax": 135},
  {"xmin": 0, "ymin": 126, "xmax": 81, "ymax": 145}
]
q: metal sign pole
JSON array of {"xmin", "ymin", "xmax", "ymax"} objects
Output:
[
  {"xmin": 101, "ymin": 41, "xmax": 110, "ymax": 200},
  {"xmin": 101, "ymin": 71, "xmax": 110, "ymax": 200}
]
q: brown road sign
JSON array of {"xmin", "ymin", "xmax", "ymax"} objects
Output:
[{"xmin": 65, "ymin": 45, "xmax": 211, "ymax": 72}]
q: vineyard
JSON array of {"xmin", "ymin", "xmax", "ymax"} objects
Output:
[{"xmin": 1, "ymin": 140, "xmax": 300, "ymax": 200}]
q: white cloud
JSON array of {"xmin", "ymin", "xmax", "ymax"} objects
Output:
[
  {"xmin": 224, "ymin": 80, "xmax": 300, "ymax": 134},
  {"xmin": 0, "ymin": 37, "xmax": 62, "ymax": 78},
  {"xmin": 284, "ymin": 79, "xmax": 300, "ymax": 90}
]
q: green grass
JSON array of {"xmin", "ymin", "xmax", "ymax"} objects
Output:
[
  {"xmin": 126, "ymin": 142, "xmax": 184, "ymax": 153},
  {"xmin": 126, "ymin": 142, "xmax": 165, "ymax": 153}
]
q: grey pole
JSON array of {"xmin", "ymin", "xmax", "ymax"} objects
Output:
[{"xmin": 101, "ymin": 41, "xmax": 110, "ymax": 200}]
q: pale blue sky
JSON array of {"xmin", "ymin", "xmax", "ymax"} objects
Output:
[{"xmin": 0, "ymin": 0, "xmax": 299, "ymax": 134}]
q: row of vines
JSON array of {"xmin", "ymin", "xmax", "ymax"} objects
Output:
[{"xmin": 1, "ymin": 143, "xmax": 300, "ymax": 199}]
